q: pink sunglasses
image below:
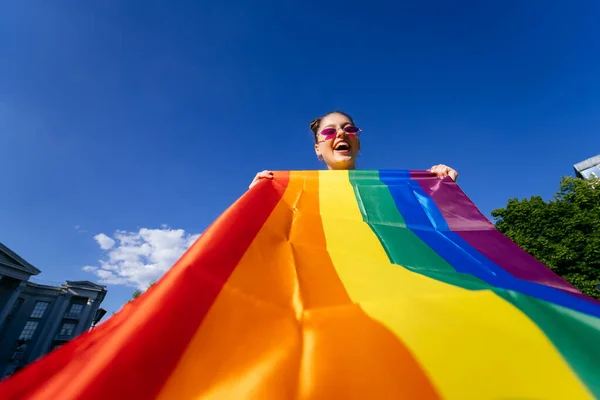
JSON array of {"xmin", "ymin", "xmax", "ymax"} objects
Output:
[{"xmin": 319, "ymin": 125, "xmax": 362, "ymax": 140}]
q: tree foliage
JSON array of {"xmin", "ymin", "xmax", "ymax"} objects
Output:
[
  {"xmin": 131, "ymin": 281, "xmax": 157, "ymax": 300},
  {"xmin": 491, "ymin": 176, "xmax": 600, "ymax": 300}
]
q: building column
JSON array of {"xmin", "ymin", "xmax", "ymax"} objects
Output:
[
  {"xmin": 28, "ymin": 293, "xmax": 71, "ymax": 361},
  {"xmin": 0, "ymin": 281, "xmax": 26, "ymax": 332},
  {"xmin": 74, "ymin": 296, "xmax": 97, "ymax": 337}
]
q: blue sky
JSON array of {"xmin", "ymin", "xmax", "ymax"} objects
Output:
[{"xmin": 2, "ymin": 1, "xmax": 600, "ymax": 315}]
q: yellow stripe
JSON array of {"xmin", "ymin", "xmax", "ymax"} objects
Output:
[{"xmin": 318, "ymin": 170, "xmax": 591, "ymax": 400}]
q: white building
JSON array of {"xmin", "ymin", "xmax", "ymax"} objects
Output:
[
  {"xmin": 574, "ymin": 154, "xmax": 600, "ymax": 179},
  {"xmin": 0, "ymin": 242, "xmax": 107, "ymax": 378}
]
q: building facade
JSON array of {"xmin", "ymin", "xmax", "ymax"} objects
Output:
[
  {"xmin": 0, "ymin": 242, "xmax": 107, "ymax": 378},
  {"xmin": 573, "ymin": 154, "xmax": 600, "ymax": 179}
]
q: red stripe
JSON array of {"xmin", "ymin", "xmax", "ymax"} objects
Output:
[{"xmin": 0, "ymin": 172, "xmax": 290, "ymax": 400}]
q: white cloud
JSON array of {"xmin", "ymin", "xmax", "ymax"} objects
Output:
[
  {"xmin": 84, "ymin": 228, "xmax": 201, "ymax": 289},
  {"xmin": 74, "ymin": 225, "xmax": 88, "ymax": 233},
  {"xmin": 94, "ymin": 233, "xmax": 116, "ymax": 250}
]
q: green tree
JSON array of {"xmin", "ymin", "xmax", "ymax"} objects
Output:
[
  {"xmin": 491, "ymin": 176, "xmax": 600, "ymax": 300},
  {"xmin": 131, "ymin": 281, "xmax": 157, "ymax": 300}
]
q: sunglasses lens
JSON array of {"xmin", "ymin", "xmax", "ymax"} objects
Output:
[{"xmin": 319, "ymin": 126, "xmax": 361, "ymax": 139}]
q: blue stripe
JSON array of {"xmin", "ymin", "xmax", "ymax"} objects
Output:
[{"xmin": 378, "ymin": 170, "xmax": 600, "ymax": 318}]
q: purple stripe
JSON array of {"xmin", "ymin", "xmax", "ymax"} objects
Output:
[{"xmin": 409, "ymin": 170, "xmax": 581, "ymax": 295}]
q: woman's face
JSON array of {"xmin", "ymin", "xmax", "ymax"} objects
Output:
[{"xmin": 314, "ymin": 113, "xmax": 361, "ymax": 170}]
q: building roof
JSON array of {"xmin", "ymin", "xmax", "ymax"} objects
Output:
[
  {"xmin": 573, "ymin": 154, "xmax": 600, "ymax": 177},
  {"xmin": 65, "ymin": 280, "xmax": 107, "ymax": 292},
  {"xmin": 0, "ymin": 242, "xmax": 41, "ymax": 276}
]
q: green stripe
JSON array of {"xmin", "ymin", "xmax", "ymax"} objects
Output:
[
  {"xmin": 495, "ymin": 293, "xmax": 600, "ymax": 397},
  {"xmin": 349, "ymin": 170, "xmax": 600, "ymax": 397},
  {"xmin": 349, "ymin": 170, "xmax": 486, "ymax": 289}
]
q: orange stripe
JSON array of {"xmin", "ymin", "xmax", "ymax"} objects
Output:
[
  {"xmin": 158, "ymin": 171, "xmax": 439, "ymax": 399},
  {"xmin": 294, "ymin": 171, "xmax": 439, "ymax": 399},
  {"xmin": 156, "ymin": 172, "xmax": 305, "ymax": 399},
  {"xmin": 0, "ymin": 173, "xmax": 290, "ymax": 400}
]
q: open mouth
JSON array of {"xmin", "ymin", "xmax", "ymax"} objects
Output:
[{"xmin": 334, "ymin": 142, "xmax": 351, "ymax": 152}]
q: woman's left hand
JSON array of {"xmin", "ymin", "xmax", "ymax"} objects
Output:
[{"xmin": 429, "ymin": 164, "xmax": 458, "ymax": 181}]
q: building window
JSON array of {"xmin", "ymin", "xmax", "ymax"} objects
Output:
[
  {"xmin": 11, "ymin": 342, "xmax": 27, "ymax": 361},
  {"xmin": 59, "ymin": 323, "xmax": 76, "ymax": 336},
  {"xmin": 65, "ymin": 304, "xmax": 84, "ymax": 318},
  {"xmin": 30, "ymin": 301, "xmax": 49, "ymax": 318},
  {"xmin": 19, "ymin": 321, "xmax": 39, "ymax": 340},
  {"xmin": 582, "ymin": 165, "xmax": 600, "ymax": 179}
]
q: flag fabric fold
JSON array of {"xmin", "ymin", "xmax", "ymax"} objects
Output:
[{"xmin": 1, "ymin": 170, "xmax": 599, "ymax": 400}]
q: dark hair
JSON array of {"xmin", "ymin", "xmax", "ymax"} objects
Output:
[{"xmin": 309, "ymin": 110, "xmax": 355, "ymax": 143}]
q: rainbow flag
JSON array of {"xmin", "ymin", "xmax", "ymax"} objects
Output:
[{"xmin": 1, "ymin": 170, "xmax": 599, "ymax": 399}]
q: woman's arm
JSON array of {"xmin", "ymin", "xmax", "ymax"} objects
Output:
[{"xmin": 249, "ymin": 170, "xmax": 274, "ymax": 188}]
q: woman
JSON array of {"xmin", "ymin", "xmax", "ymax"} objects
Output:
[{"xmin": 249, "ymin": 110, "xmax": 458, "ymax": 188}]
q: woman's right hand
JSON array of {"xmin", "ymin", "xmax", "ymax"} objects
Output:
[{"xmin": 249, "ymin": 170, "xmax": 274, "ymax": 189}]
